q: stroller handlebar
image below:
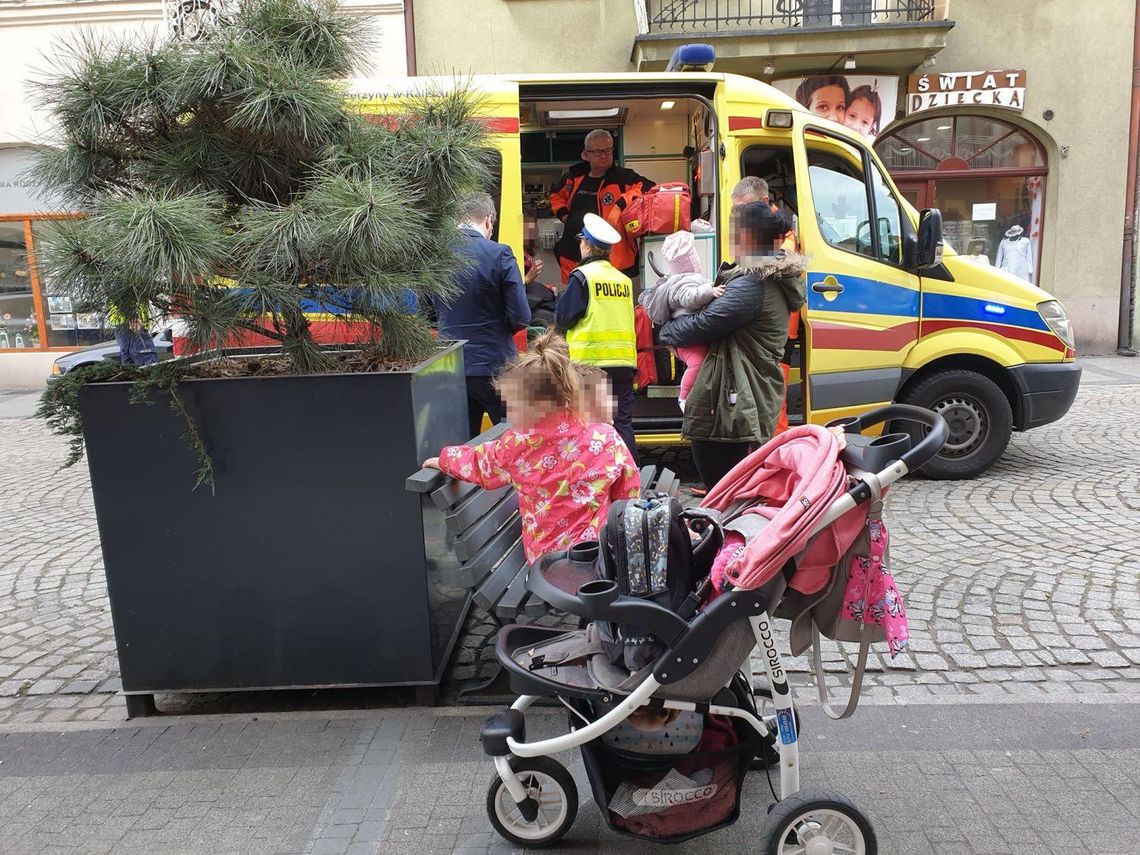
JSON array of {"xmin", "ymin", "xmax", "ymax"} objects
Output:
[
  {"xmin": 829, "ymin": 404, "xmax": 950, "ymax": 478},
  {"xmin": 811, "ymin": 406, "xmax": 948, "ymax": 537}
]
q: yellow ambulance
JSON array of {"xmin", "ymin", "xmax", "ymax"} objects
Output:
[{"xmin": 346, "ymin": 57, "xmax": 1080, "ymax": 479}]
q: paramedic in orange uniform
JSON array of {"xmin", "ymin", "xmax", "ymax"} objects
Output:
[
  {"xmin": 730, "ymin": 177, "xmax": 799, "ymax": 434},
  {"xmin": 550, "ymin": 129, "xmax": 654, "ymax": 283}
]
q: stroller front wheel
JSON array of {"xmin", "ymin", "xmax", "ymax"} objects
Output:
[
  {"xmin": 761, "ymin": 788, "xmax": 876, "ymax": 855},
  {"xmin": 486, "ymin": 756, "xmax": 578, "ymax": 847}
]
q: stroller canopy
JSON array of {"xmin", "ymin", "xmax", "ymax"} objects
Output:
[{"xmin": 701, "ymin": 424, "xmax": 866, "ymax": 595}]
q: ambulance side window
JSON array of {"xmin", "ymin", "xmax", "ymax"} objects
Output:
[
  {"xmin": 739, "ymin": 146, "xmax": 798, "ymax": 216},
  {"xmin": 806, "ymin": 139, "xmax": 875, "ymax": 260}
]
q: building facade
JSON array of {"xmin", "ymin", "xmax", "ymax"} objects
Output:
[
  {"xmin": 2, "ymin": 0, "xmax": 1134, "ymax": 386},
  {"xmin": 416, "ymin": 0, "xmax": 1138, "ymax": 357},
  {"xmin": 0, "ymin": 0, "xmax": 410, "ymax": 386}
]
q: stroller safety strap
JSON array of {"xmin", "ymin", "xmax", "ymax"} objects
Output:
[
  {"xmin": 527, "ymin": 639, "xmax": 606, "ymax": 671},
  {"xmin": 724, "ymin": 513, "xmax": 770, "ymax": 540},
  {"xmin": 810, "ymin": 621, "xmax": 871, "ymax": 720},
  {"xmin": 807, "ymin": 499, "xmax": 894, "ymax": 720}
]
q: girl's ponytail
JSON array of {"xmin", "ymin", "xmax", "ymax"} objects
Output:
[
  {"xmin": 530, "ymin": 330, "xmax": 579, "ymax": 411},
  {"xmin": 495, "ymin": 330, "xmax": 579, "ymax": 412}
]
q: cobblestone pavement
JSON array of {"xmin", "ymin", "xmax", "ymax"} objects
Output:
[
  {"xmin": 457, "ymin": 376, "xmax": 1140, "ymax": 708},
  {"xmin": 0, "ymin": 702, "xmax": 1138, "ymax": 854},
  {"xmin": 1, "ymin": 364, "xmax": 1139, "ymax": 724}
]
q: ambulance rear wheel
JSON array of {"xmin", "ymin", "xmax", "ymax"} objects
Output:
[
  {"xmin": 761, "ymin": 789, "xmax": 877, "ymax": 855},
  {"xmin": 897, "ymin": 369, "xmax": 1011, "ymax": 479},
  {"xmin": 486, "ymin": 757, "xmax": 577, "ymax": 847}
]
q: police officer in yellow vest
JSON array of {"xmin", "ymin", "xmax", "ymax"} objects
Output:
[{"xmin": 555, "ymin": 212, "xmax": 639, "ymax": 463}]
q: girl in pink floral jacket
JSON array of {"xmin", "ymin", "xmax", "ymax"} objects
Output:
[{"xmin": 425, "ymin": 333, "xmax": 640, "ymax": 563}]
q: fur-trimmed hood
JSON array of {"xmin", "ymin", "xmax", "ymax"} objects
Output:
[
  {"xmin": 725, "ymin": 251, "xmax": 809, "ymax": 312},
  {"xmin": 743, "ymin": 251, "xmax": 809, "ymax": 279}
]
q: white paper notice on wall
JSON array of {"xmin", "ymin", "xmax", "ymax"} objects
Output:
[{"xmin": 972, "ymin": 203, "xmax": 997, "ymax": 221}]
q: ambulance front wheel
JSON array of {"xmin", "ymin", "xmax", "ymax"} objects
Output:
[
  {"xmin": 486, "ymin": 756, "xmax": 578, "ymax": 848},
  {"xmin": 761, "ymin": 789, "xmax": 877, "ymax": 855},
  {"xmin": 897, "ymin": 369, "xmax": 1012, "ymax": 480}
]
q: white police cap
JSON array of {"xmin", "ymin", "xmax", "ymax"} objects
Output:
[{"xmin": 579, "ymin": 212, "xmax": 622, "ymax": 248}]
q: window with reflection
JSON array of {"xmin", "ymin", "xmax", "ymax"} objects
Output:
[
  {"xmin": 30, "ymin": 222, "xmax": 113, "ymax": 347},
  {"xmin": 0, "ymin": 222, "xmax": 37, "ymax": 349},
  {"xmin": 806, "ymin": 133, "xmax": 875, "ymax": 259},
  {"xmin": 877, "ymin": 115, "xmax": 1044, "ymax": 173},
  {"xmin": 869, "ymin": 161, "xmax": 904, "ymax": 265},
  {"xmin": 875, "ymin": 115, "xmax": 1047, "ymax": 283}
]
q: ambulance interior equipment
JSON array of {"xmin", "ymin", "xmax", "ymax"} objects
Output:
[{"xmin": 514, "ymin": 93, "xmax": 727, "ymax": 433}]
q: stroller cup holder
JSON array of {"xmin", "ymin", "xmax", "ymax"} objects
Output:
[
  {"xmin": 568, "ymin": 541, "xmax": 600, "ymax": 564},
  {"xmin": 528, "ymin": 541, "xmax": 598, "ymax": 599},
  {"xmin": 828, "ymin": 417, "xmax": 913, "ymax": 474},
  {"xmin": 578, "ymin": 579, "xmax": 620, "ymax": 610}
]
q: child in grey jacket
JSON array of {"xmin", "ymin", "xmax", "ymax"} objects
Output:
[{"xmin": 638, "ymin": 231, "xmax": 723, "ymax": 411}]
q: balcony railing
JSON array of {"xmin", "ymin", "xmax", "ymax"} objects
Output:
[
  {"xmin": 647, "ymin": 0, "xmax": 943, "ymax": 32},
  {"xmin": 165, "ymin": 0, "xmax": 238, "ymax": 42}
]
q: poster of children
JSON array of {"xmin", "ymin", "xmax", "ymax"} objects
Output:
[{"xmin": 774, "ymin": 75, "xmax": 900, "ymax": 142}]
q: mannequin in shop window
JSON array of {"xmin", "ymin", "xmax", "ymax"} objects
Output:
[
  {"xmin": 967, "ymin": 238, "xmax": 990, "ymax": 266},
  {"xmin": 995, "ymin": 224, "xmax": 1034, "ymax": 282}
]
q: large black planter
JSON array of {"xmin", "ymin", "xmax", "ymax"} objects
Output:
[{"xmin": 79, "ymin": 344, "xmax": 469, "ymax": 713}]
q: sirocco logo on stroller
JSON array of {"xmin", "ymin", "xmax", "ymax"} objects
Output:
[
  {"xmin": 756, "ymin": 617, "xmax": 786, "ymax": 686},
  {"xmin": 632, "ymin": 781, "xmax": 718, "ymax": 809}
]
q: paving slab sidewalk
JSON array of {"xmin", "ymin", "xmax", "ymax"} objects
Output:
[{"xmin": 1, "ymin": 701, "xmax": 1138, "ymax": 855}]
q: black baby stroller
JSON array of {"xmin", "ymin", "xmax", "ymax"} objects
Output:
[{"xmin": 478, "ymin": 405, "xmax": 948, "ymax": 852}]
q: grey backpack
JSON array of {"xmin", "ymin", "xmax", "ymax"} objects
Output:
[{"xmin": 597, "ymin": 495, "xmax": 722, "ymax": 672}]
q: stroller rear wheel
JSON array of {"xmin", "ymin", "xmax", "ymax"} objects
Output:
[
  {"xmin": 761, "ymin": 788, "xmax": 876, "ymax": 855},
  {"xmin": 486, "ymin": 756, "xmax": 578, "ymax": 847}
]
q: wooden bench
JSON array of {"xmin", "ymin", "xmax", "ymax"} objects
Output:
[{"xmin": 405, "ymin": 423, "xmax": 682, "ymax": 626}]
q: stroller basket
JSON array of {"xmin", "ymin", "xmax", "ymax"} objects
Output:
[{"xmin": 579, "ymin": 709, "xmax": 760, "ymax": 843}]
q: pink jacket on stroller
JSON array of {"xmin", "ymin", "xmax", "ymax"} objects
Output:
[{"xmin": 701, "ymin": 424, "xmax": 868, "ymax": 595}]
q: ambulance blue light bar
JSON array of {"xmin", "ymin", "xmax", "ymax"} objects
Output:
[{"xmin": 665, "ymin": 44, "xmax": 716, "ymax": 72}]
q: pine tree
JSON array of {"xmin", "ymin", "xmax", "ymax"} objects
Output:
[{"xmin": 30, "ymin": 0, "xmax": 488, "ymax": 375}]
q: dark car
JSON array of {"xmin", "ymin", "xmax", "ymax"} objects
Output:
[{"xmin": 49, "ymin": 326, "xmax": 175, "ymax": 380}]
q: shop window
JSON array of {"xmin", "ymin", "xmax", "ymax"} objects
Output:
[
  {"xmin": 42, "ymin": 293, "xmax": 112, "ymax": 348},
  {"xmin": 953, "ymin": 116, "xmax": 1044, "ymax": 169},
  {"xmin": 878, "ymin": 115, "xmax": 1046, "ymax": 173},
  {"xmin": 876, "ymin": 115, "xmax": 1047, "ymax": 283},
  {"xmin": 0, "ymin": 216, "xmax": 117, "ymax": 351},
  {"xmin": 30, "ymin": 221, "xmax": 112, "ymax": 348},
  {"xmin": 0, "ymin": 222, "xmax": 37, "ymax": 349}
]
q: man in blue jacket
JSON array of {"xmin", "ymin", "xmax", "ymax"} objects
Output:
[{"xmin": 434, "ymin": 192, "xmax": 531, "ymax": 438}]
